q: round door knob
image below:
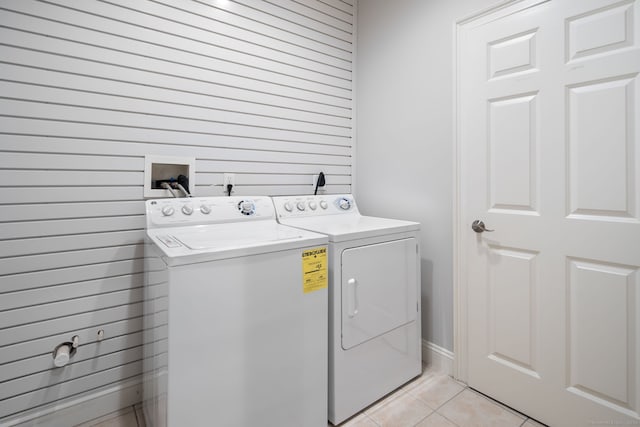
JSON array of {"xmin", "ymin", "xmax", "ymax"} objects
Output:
[
  {"xmin": 319, "ymin": 200, "xmax": 328, "ymax": 209},
  {"xmin": 284, "ymin": 202, "xmax": 293, "ymax": 212},
  {"xmin": 471, "ymin": 220, "xmax": 494, "ymax": 233},
  {"xmin": 308, "ymin": 201, "xmax": 317, "ymax": 210},
  {"xmin": 161, "ymin": 206, "xmax": 174, "ymax": 216},
  {"xmin": 200, "ymin": 205, "xmax": 211, "ymax": 214},
  {"xmin": 181, "ymin": 205, "xmax": 193, "ymax": 215},
  {"xmin": 296, "ymin": 202, "xmax": 306, "ymax": 211}
]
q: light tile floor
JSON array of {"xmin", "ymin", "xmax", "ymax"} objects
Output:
[
  {"xmin": 336, "ymin": 364, "xmax": 547, "ymax": 427},
  {"xmin": 82, "ymin": 364, "xmax": 548, "ymax": 427}
]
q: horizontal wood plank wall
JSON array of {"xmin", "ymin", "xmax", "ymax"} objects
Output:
[{"xmin": 0, "ymin": 0, "xmax": 353, "ymax": 424}]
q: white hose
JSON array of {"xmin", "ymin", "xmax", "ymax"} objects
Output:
[
  {"xmin": 161, "ymin": 182, "xmax": 179, "ymax": 198},
  {"xmin": 176, "ymin": 183, "xmax": 192, "ymax": 197}
]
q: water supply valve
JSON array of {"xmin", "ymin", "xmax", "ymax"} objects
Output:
[{"xmin": 52, "ymin": 335, "xmax": 79, "ymax": 368}]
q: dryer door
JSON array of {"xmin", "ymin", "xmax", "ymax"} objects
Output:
[{"xmin": 341, "ymin": 238, "xmax": 418, "ymax": 350}]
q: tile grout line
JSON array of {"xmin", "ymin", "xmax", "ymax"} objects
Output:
[
  {"xmin": 367, "ymin": 370, "xmax": 467, "ymax": 427},
  {"xmin": 368, "ymin": 412, "xmax": 382, "ymax": 427},
  {"xmin": 406, "ymin": 374, "xmax": 467, "ymax": 409},
  {"xmin": 432, "ymin": 410, "xmax": 463, "ymax": 427},
  {"xmin": 429, "ymin": 383, "xmax": 466, "ymax": 427}
]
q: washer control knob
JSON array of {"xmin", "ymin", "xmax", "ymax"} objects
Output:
[
  {"xmin": 319, "ymin": 200, "xmax": 328, "ymax": 210},
  {"xmin": 239, "ymin": 200, "xmax": 256, "ymax": 216},
  {"xmin": 308, "ymin": 201, "xmax": 317, "ymax": 210},
  {"xmin": 200, "ymin": 204, "xmax": 211, "ymax": 214},
  {"xmin": 161, "ymin": 206, "xmax": 175, "ymax": 216},
  {"xmin": 181, "ymin": 204, "xmax": 194, "ymax": 215},
  {"xmin": 338, "ymin": 198, "xmax": 351, "ymax": 210},
  {"xmin": 296, "ymin": 202, "xmax": 306, "ymax": 211},
  {"xmin": 284, "ymin": 202, "xmax": 293, "ymax": 212}
]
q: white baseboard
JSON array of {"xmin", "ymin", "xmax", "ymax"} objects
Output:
[
  {"xmin": 6, "ymin": 378, "xmax": 142, "ymax": 427},
  {"xmin": 422, "ymin": 339, "xmax": 454, "ymax": 376}
]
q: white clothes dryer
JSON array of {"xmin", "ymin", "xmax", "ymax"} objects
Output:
[
  {"xmin": 144, "ymin": 196, "xmax": 329, "ymax": 427},
  {"xmin": 272, "ymin": 194, "xmax": 422, "ymax": 425}
]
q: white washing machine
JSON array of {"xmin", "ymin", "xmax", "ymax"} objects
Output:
[
  {"xmin": 272, "ymin": 194, "xmax": 422, "ymax": 425},
  {"xmin": 143, "ymin": 196, "xmax": 329, "ymax": 427}
]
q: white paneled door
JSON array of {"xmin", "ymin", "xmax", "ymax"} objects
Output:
[{"xmin": 458, "ymin": 0, "xmax": 640, "ymax": 426}]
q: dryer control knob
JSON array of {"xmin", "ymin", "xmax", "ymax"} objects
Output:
[
  {"xmin": 284, "ymin": 202, "xmax": 293, "ymax": 212},
  {"xmin": 319, "ymin": 200, "xmax": 328, "ymax": 210},
  {"xmin": 200, "ymin": 204, "xmax": 211, "ymax": 214},
  {"xmin": 161, "ymin": 206, "xmax": 175, "ymax": 216},
  {"xmin": 296, "ymin": 202, "xmax": 306, "ymax": 211},
  {"xmin": 239, "ymin": 200, "xmax": 255, "ymax": 216},
  {"xmin": 308, "ymin": 201, "xmax": 317, "ymax": 210},
  {"xmin": 338, "ymin": 198, "xmax": 351, "ymax": 210},
  {"xmin": 182, "ymin": 205, "xmax": 194, "ymax": 215}
]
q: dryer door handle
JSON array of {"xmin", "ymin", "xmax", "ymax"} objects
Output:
[{"xmin": 347, "ymin": 278, "xmax": 359, "ymax": 318}]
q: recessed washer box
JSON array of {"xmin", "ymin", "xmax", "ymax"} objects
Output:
[{"xmin": 144, "ymin": 155, "xmax": 196, "ymax": 198}]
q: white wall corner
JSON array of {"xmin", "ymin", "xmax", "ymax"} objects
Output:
[{"xmin": 422, "ymin": 339, "xmax": 455, "ymax": 377}]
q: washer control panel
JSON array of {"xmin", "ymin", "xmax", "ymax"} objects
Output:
[
  {"xmin": 146, "ymin": 196, "xmax": 274, "ymax": 228},
  {"xmin": 272, "ymin": 194, "xmax": 358, "ymax": 219}
]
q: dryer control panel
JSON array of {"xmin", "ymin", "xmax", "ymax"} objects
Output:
[
  {"xmin": 273, "ymin": 194, "xmax": 359, "ymax": 219},
  {"xmin": 146, "ymin": 196, "xmax": 275, "ymax": 229}
]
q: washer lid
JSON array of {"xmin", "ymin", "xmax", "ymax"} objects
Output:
[
  {"xmin": 147, "ymin": 221, "xmax": 327, "ymax": 265},
  {"xmin": 278, "ymin": 215, "xmax": 419, "ymax": 242}
]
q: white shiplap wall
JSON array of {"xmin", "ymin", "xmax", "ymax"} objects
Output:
[{"xmin": 0, "ymin": 0, "xmax": 353, "ymax": 424}]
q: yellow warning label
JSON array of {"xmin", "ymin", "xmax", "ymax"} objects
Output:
[{"xmin": 302, "ymin": 246, "xmax": 328, "ymax": 294}]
